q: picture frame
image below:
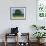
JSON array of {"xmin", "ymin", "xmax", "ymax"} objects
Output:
[
  {"xmin": 10, "ymin": 7, "xmax": 26, "ymax": 20},
  {"xmin": 36, "ymin": 0, "xmax": 46, "ymax": 26},
  {"xmin": 37, "ymin": 0, "xmax": 46, "ymax": 19}
]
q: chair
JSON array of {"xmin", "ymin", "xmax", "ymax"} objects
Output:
[
  {"xmin": 4, "ymin": 33, "xmax": 18, "ymax": 46},
  {"xmin": 18, "ymin": 33, "xmax": 30, "ymax": 46},
  {"xmin": 4, "ymin": 27, "xmax": 19, "ymax": 46}
]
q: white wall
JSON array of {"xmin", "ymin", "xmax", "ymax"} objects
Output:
[
  {"xmin": 0, "ymin": 0, "xmax": 37, "ymax": 42},
  {"xmin": 0, "ymin": 0, "xmax": 36, "ymax": 33}
]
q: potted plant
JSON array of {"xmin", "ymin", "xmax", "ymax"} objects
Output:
[
  {"xmin": 40, "ymin": 26, "xmax": 45, "ymax": 29},
  {"xmin": 33, "ymin": 32, "xmax": 46, "ymax": 43},
  {"xmin": 32, "ymin": 24, "xmax": 45, "ymax": 30},
  {"xmin": 32, "ymin": 25, "xmax": 39, "ymax": 30}
]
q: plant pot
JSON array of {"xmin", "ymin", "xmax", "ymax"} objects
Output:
[
  {"xmin": 37, "ymin": 39, "xmax": 40, "ymax": 43},
  {"xmin": 37, "ymin": 38, "xmax": 44, "ymax": 44}
]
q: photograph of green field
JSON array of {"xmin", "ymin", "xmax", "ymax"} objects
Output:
[{"xmin": 10, "ymin": 7, "xmax": 26, "ymax": 20}]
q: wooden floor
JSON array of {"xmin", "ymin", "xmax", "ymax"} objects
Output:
[{"xmin": 0, "ymin": 42, "xmax": 46, "ymax": 46}]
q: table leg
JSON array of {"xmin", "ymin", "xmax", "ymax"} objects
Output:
[{"xmin": 5, "ymin": 34, "xmax": 7, "ymax": 46}]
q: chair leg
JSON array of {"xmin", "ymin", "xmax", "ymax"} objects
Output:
[{"xmin": 4, "ymin": 41, "xmax": 7, "ymax": 46}]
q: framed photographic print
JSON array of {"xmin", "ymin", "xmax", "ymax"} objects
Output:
[
  {"xmin": 36, "ymin": 0, "xmax": 46, "ymax": 26},
  {"xmin": 37, "ymin": 0, "xmax": 46, "ymax": 19},
  {"xmin": 10, "ymin": 7, "xmax": 26, "ymax": 20}
]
